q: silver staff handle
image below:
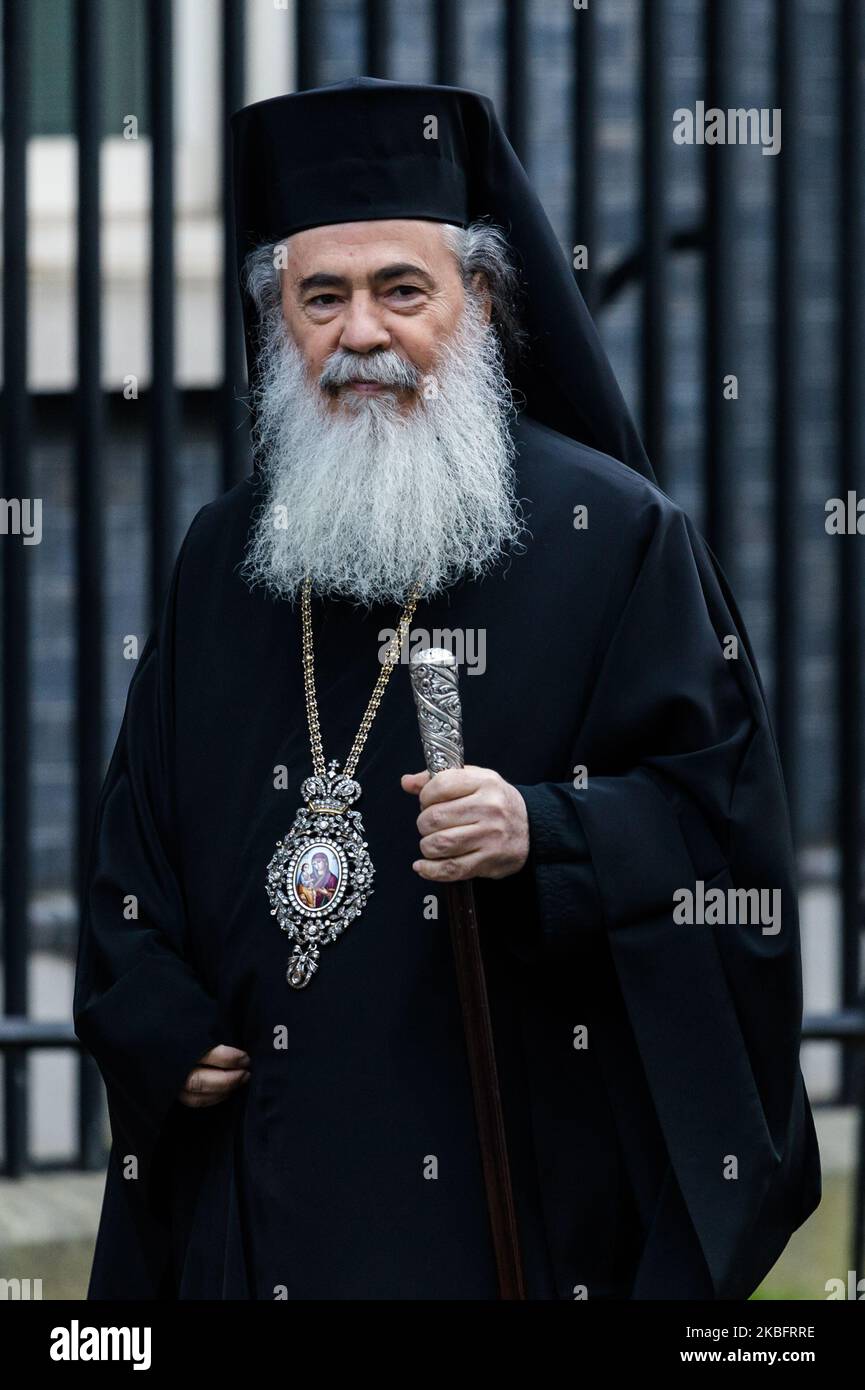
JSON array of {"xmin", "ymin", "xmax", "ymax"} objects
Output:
[{"xmin": 408, "ymin": 647, "xmax": 465, "ymax": 773}]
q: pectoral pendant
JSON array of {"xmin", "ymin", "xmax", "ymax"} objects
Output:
[{"xmin": 265, "ymin": 760, "xmax": 375, "ymax": 988}]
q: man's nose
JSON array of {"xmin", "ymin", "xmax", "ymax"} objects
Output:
[{"xmin": 338, "ymin": 295, "xmax": 391, "ymax": 354}]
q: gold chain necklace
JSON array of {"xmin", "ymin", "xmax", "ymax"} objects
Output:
[{"xmin": 266, "ymin": 574, "xmax": 423, "ymax": 988}]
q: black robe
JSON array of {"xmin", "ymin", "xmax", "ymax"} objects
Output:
[{"xmin": 73, "ymin": 410, "xmax": 821, "ymax": 1300}]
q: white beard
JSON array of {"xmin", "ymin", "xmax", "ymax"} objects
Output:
[{"xmin": 239, "ymin": 293, "xmax": 526, "ymax": 610}]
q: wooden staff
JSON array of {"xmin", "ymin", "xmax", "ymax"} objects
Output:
[{"xmin": 409, "ymin": 647, "xmax": 526, "ymax": 1300}]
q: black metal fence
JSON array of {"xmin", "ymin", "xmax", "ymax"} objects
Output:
[{"xmin": 1, "ymin": 0, "xmax": 863, "ymax": 1272}]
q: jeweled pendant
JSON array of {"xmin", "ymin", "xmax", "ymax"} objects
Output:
[{"xmin": 265, "ymin": 759, "xmax": 375, "ymax": 988}]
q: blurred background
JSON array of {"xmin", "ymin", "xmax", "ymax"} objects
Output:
[{"xmin": 1, "ymin": 0, "xmax": 863, "ymax": 1300}]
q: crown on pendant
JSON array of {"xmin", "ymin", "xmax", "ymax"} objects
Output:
[{"xmin": 303, "ymin": 759, "xmax": 362, "ymax": 813}]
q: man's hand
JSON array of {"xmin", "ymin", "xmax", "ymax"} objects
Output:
[
  {"xmin": 177, "ymin": 1044, "xmax": 250, "ymax": 1108},
  {"xmin": 401, "ymin": 764, "xmax": 530, "ymax": 883}
]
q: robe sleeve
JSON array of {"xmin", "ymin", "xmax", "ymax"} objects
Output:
[
  {"xmin": 504, "ymin": 499, "xmax": 811, "ymax": 1296},
  {"xmin": 73, "ymin": 509, "xmax": 224, "ymax": 1218},
  {"xmin": 511, "ymin": 502, "xmax": 761, "ymax": 950}
]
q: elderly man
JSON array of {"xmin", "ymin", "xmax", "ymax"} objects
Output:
[{"xmin": 74, "ymin": 77, "xmax": 820, "ymax": 1301}]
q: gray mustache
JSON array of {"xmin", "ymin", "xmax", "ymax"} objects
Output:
[{"xmin": 319, "ymin": 351, "xmax": 421, "ymax": 392}]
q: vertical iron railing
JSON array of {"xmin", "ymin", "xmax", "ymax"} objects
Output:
[
  {"xmin": 221, "ymin": 0, "xmax": 248, "ymax": 492},
  {"xmin": 74, "ymin": 0, "xmax": 107, "ymax": 1172},
  {"xmin": 296, "ymin": 0, "xmax": 322, "ymax": 93},
  {"xmin": 2, "ymin": 0, "xmax": 32, "ymax": 1182},
  {"xmin": 434, "ymin": 0, "xmax": 460, "ymax": 86},
  {"xmin": 703, "ymin": 0, "xmax": 736, "ymax": 565},
  {"xmin": 365, "ymin": 0, "xmax": 390, "ymax": 78},
  {"xmin": 148, "ymin": 0, "xmax": 179, "ymax": 622},
  {"xmin": 640, "ymin": 0, "xmax": 670, "ymax": 487},
  {"xmin": 504, "ymin": 0, "xmax": 528, "ymax": 162},
  {"xmin": 772, "ymin": 0, "xmax": 801, "ymax": 842},
  {"xmin": 837, "ymin": 0, "xmax": 865, "ymax": 1108},
  {"xmin": 572, "ymin": 0, "xmax": 599, "ymax": 315}
]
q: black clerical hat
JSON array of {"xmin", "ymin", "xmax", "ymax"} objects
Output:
[{"xmin": 230, "ymin": 77, "xmax": 654, "ymax": 483}]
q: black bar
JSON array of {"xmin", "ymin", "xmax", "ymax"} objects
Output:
[
  {"xmin": 572, "ymin": 0, "xmax": 598, "ymax": 314},
  {"xmin": 434, "ymin": 0, "xmax": 459, "ymax": 86},
  {"xmin": 221, "ymin": 0, "xmax": 248, "ymax": 492},
  {"xmin": 838, "ymin": 0, "xmax": 865, "ymax": 1106},
  {"xmin": 296, "ymin": 0, "xmax": 321, "ymax": 92},
  {"xmin": 2, "ymin": 0, "xmax": 32, "ymax": 1181},
  {"xmin": 772, "ymin": 0, "xmax": 800, "ymax": 843},
  {"xmin": 0, "ymin": 1021, "xmax": 82, "ymax": 1049},
  {"xmin": 801, "ymin": 1011, "xmax": 865, "ymax": 1042},
  {"xmin": 640, "ymin": 0, "xmax": 669, "ymax": 487},
  {"xmin": 148, "ymin": 0, "xmax": 179, "ymax": 623},
  {"xmin": 600, "ymin": 226, "xmax": 705, "ymax": 309},
  {"xmin": 703, "ymin": 0, "xmax": 736, "ymax": 566},
  {"xmin": 504, "ymin": 0, "xmax": 528, "ymax": 163},
  {"xmin": 74, "ymin": 0, "xmax": 107, "ymax": 1173},
  {"xmin": 365, "ymin": 0, "xmax": 390, "ymax": 79}
]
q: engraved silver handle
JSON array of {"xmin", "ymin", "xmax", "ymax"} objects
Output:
[{"xmin": 408, "ymin": 647, "xmax": 465, "ymax": 773}]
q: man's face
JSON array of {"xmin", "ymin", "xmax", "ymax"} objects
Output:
[
  {"xmin": 241, "ymin": 217, "xmax": 521, "ymax": 609},
  {"xmin": 279, "ymin": 219, "xmax": 486, "ymax": 413}
]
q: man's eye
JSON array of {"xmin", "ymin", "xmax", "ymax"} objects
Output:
[
  {"xmin": 308, "ymin": 294, "xmax": 339, "ymax": 307},
  {"xmin": 389, "ymin": 285, "xmax": 423, "ymax": 298}
]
